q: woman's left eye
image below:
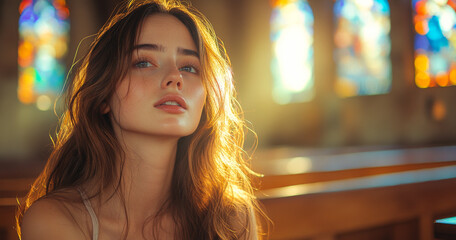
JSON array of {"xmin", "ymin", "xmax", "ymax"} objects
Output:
[
  {"xmin": 179, "ymin": 65, "xmax": 198, "ymax": 74},
  {"xmin": 135, "ymin": 61, "xmax": 153, "ymax": 68}
]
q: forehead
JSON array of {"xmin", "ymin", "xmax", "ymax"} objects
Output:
[{"xmin": 136, "ymin": 13, "xmax": 197, "ymax": 51}]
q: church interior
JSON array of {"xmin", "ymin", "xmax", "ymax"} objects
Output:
[{"xmin": 1, "ymin": 0, "xmax": 456, "ymax": 239}]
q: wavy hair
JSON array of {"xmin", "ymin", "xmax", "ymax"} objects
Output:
[{"xmin": 17, "ymin": 0, "xmax": 267, "ymax": 239}]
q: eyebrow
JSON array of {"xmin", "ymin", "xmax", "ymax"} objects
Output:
[{"xmin": 132, "ymin": 43, "xmax": 199, "ymax": 58}]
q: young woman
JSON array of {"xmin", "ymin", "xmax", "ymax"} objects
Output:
[{"xmin": 17, "ymin": 0, "xmax": 266, "ymax": 239}]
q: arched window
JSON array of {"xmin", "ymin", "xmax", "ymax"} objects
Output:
[
  {"xmin": 270, "ymin": 0, "xmax": 314, "ymax": 104},
  {"xmin": 334, "ymin": 0, "xmax": 392, "ymax": 97},
  {"xmin": 413, "ymin": 0, "xmax": 456, "ymax": 88},
  {"xmin": 18, "ymin": 0, "xmax": 70, "ymax": 111}
]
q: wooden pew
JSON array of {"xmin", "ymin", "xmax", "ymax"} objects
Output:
[{"xmin": 253, "ymin": 146, "xmax": 456, "ymax": 240}]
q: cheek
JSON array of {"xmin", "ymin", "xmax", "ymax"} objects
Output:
[
  {"xmin": 195, "ymin": 82, "xmax": 207, "ymax": 112},
  {"xmin": 108, "ymin": 81, "xmax": 136, "ymax": 121},
  {"xmin": 112, "ymin": 77, "xmax": 148, "ymax": 107},
  {"xmin": 108, "ymin": 92, "xmax": 123, "ymax": 123},
  {"xmin": 191, "ymin": 86, "xmax": 206, "ymax": 132}
]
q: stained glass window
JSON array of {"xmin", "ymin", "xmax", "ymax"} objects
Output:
[
  {"xmin": 334, "ymin": 0, "xmax": 392, "ymax": 97},
  {"xmin": 413, "ymin": 0, "xmax": 456, "ymax": 88},
  {"xmin": 18, "ymin": 0, "xmax": 70, "ymax": 111},
  {"xmin": 270, "ymin": 0, "xmax": 314, "ymax": 104}
]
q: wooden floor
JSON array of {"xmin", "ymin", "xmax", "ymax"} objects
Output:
[{"xmin": 2, "ymin": 145, "xmax": 456, "ymax": 240}]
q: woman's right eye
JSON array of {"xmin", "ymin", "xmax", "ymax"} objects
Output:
[{"xmin": 134, "ymin": 61, "xmax": 153, "ymax": 68}]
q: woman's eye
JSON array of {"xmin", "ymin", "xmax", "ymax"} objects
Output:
[
  {"xmin": 135, "ymin": 61, "xmax": 153, "ymax": 68},
  {"xmin": 180, "ymin": 66, "xmax": 198, "ymax": 74}
]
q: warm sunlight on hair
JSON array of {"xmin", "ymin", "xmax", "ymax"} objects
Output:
[{"xmin": 17, "ymin": 1, "xmax": 269, "ymax": 239}]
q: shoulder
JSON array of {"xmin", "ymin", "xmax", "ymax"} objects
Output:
[{"xmin": 21, "ymin": 194, "xmax": 88, "ymax": 240}]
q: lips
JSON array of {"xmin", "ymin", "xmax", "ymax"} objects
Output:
[{"xmin": 154, "ymin": 94, "xmax": 187, "ymax": 113}]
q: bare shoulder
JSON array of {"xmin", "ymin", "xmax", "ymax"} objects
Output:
[{"xmin": 21, "ymin": 195, "xmax": 87, "ymax": 240}]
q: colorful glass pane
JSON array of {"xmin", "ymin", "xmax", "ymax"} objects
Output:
[
  {"xmin": 18, "ymin": 0, "xmax": 69, "ymax": 110},
  {"xmin": 271, "ymin": 0, "xmax": 314, "ymax": 104},
  {"xmin": 334, "ymin": 0, "xmax": 392, "ymax": 97},
  {"xmin": 413, "ymin": 0, "xmax": 456, "ymax": 88}
]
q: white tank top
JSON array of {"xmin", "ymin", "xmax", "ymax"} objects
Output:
[{"xmin": 78, "ymin": 189, "xmax": 99, "ymax": 240}]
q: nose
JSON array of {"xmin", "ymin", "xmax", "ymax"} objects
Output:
[{"xmin": 161, "ymin": 67, "xmax": 183, "ymax": 90}]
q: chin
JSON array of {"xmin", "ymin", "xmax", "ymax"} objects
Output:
[{"xmin": 154, "ymin": 126, "xmax": 198, "ymax": 138}]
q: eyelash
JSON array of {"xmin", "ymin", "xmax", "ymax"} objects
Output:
[
  {"xmin": 133, "ymin": 57, "xmax": 155, "ymax": 69},
  {"xmin": 179, "ymin": 63, "xmax": 200, "ymax": 74},
  {"xmin": 133, "ymin": 58, "xmax": 200, "ymax": 74}
]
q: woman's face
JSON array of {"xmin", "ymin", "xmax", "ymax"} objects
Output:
[{"xmin": 108, "ymin": 14, "xmax": 206, "ymax": 139}]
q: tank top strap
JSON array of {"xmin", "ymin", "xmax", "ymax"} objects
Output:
[{"xmin": 78, "ymin": 188, "xmax": 99, "ymax": 240}]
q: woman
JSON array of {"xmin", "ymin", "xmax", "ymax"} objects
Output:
[{"xmin": 17, "ymin": 0, "xmax": 267, "ymax": 239}]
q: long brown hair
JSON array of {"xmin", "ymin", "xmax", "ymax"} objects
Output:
[{"xmin": 17, "ymin": 0, "xmax": 267, "ymax": 239}]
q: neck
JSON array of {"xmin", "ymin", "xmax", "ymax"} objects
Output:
[
  {"xmin": 101, "ymin": 132, "xmax": 180, "ymax": 226},
  {"xmin": 122, "ymin": 135, "xmax": 178, "ymax": 213}
]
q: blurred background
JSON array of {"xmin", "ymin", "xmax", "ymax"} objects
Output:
[{"xmin": 1, "ymin": 0, "xmax": 456, "ymax": 239}]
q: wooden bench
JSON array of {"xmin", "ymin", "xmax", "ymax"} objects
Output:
[{"xmin": 253, "ymin": 146, "xmax": 456, "ymax": 240}]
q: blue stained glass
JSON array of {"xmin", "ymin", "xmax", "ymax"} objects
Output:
[
  {"xmin": 373, "ymin": 0, "xmax": 390, "ymax": 14},
  {"xmin": 19, "ymin": 8, "xmax": 37, "ymax": 24},
  {"xmin": 427, "ymin": 16, "xmax": 449, "ymax": 51},
  {"xmin": 334, "ymin": 1, "xmax": 345, "ymax": 17},
  {"xmin": 428, "ymin": 16, "xmax": 445, "ymax": 40},
  {"xmin": 334, "ymin": 0, "xmax": 392, "ymax": 97},
  {"xmin": 413, "ymin": 0, "xmax": 456, "ymax": 88},
  {"xmin": 412, "ymin": 0, "xmax": 421, "ymax": 6},
  {"xmin": 18, "ymin": 0, "xmax": 69, "ymax": 108},
  {"xmin": 415, "ymin": 34, "xmax": 430, "ymax": 50}
]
